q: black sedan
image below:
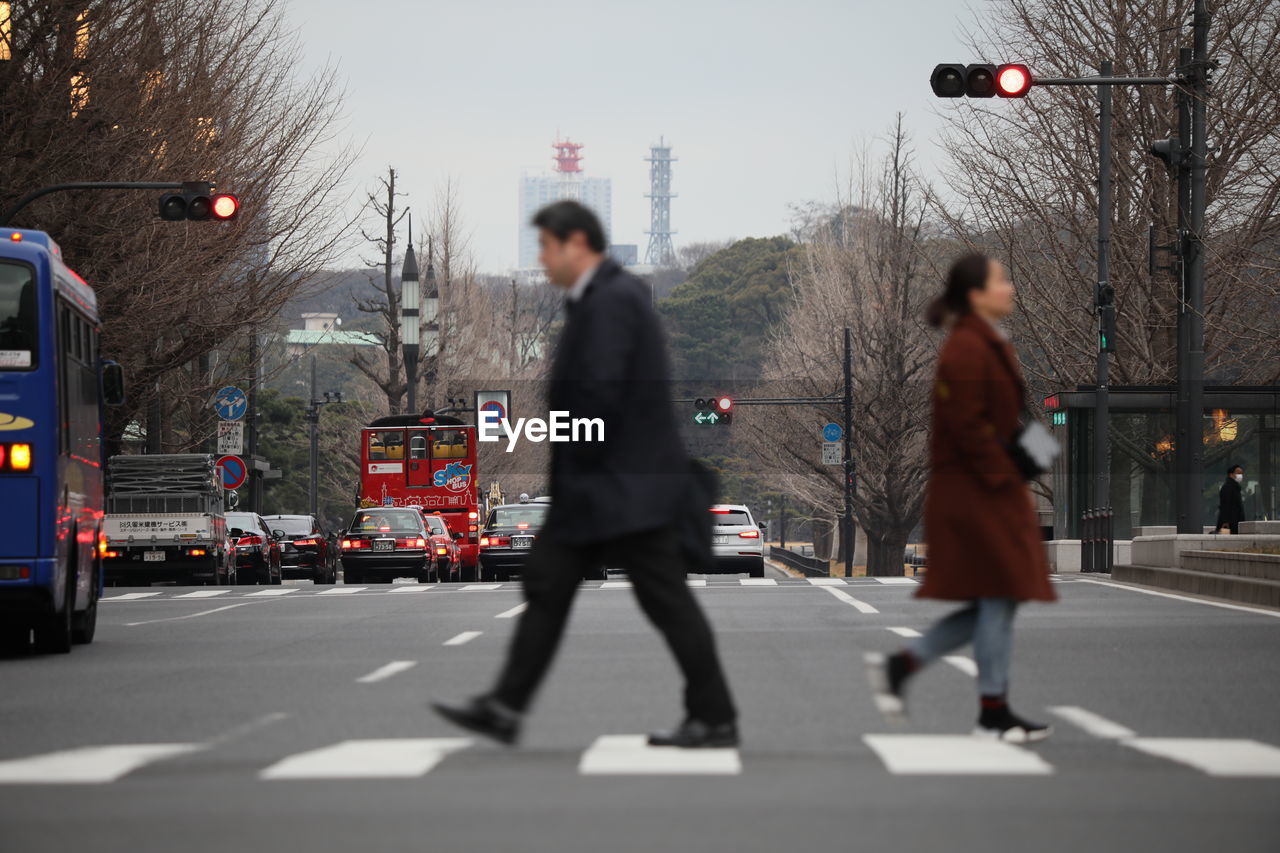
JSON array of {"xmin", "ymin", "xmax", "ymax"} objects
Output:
[
  {"xmin": 264, "ymin": 514, "xmax": 338, "ymax": 584},
  {"xmin": 339, "ymin": 508, "xmax": 433, "ymax": 585},
  {"xmin": 477, "ymin": 502, "xmax": 550, "ymax": 582},
  {"xmin": 225, "ymin": 512, "xmax": 283, "ymax": 585}
]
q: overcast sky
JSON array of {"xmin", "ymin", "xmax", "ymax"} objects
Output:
[{"xmin": 293, "ymin": 0, "xmax": 972, "ymax": 272}]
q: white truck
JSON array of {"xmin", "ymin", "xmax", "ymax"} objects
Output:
[{"xmin": 102, "ymin": 454, "xmax": 232, "ymax": 586}]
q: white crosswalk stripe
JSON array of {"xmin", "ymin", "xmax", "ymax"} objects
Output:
[
  {"xmin": 245, "ymin": 588, "xmax": 298, "ymax": 597},
  {"xmin": 600, "ymin": 580, "xmax": 632, "ymax": 589},
  {"xmin": 739, "ymin": 578, "xmax": 777, "ymax": 586},
  {"xmin": 1121, "ymin": 738, "xmax": 1280, "ymax": 777},
  {"xmin": 389, "ymin": 584, "xmax": 436, "ymax": 593},
  {"xmin": 874, "ymin": 577, "xmax": 918, "ymax": 585},
  {"xmin": 0, "ymin": 744, "xmax": 203, "ymax": 784},
  {"xmin": 864, "ymin": 734, "xmax": 1053, "ymax": 775},
  {"xmin": 174, "ymin": 590, "xmax": 231, "ymax": 599},
  {"xmin": 887, "ymin": 627, "xmax": 922, "ymax": 638},
  {"xmin": 578, "ymin": 735, "xmax": 741, "ymax": 775},
  {"xmin": 806, "ymin": 577, "xmax": 846, "ymax": 586},
  {"xmin": 260, "ymin": 738, "xmax": 471, "ymax": 780},
  {"xmin": 317, "ymin": 587, "xmax": 365, "ymax": 595},
  {"xmin": 686, "ymin": 579, "xmax": 707, "ymax": 587},
  {"xmin": 459, "ymin": 584, "xmax": 503, "ymax": 591},
  {"xmin": 103, "ymin": 592, "xmax": 162, "ymax": 601}
]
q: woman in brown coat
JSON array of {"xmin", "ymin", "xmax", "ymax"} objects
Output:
[{"xmin": 867, "ymin": 253, "xmax": 1056, "ymax": 742}]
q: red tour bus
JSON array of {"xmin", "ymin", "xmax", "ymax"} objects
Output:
[{"xmin": 357, "ymin": 413, "xmax": 480, "ymax": 574}]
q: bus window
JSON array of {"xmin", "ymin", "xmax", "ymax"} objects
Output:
[
  {"xmin": 431, "ymin": 428, "xmax": 470, "ymax": 460},
  {"xmin": 0, "ymin": 262, "xmax": 36, "ymax": 369},
  {"xmin": 368, "ymin": 429, "xmax": 405, "ymax": 461}
]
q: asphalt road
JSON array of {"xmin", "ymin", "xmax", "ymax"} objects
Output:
[{"xmin": 2, "ymin": 567, "xmax": 1278, "ymax": 853}]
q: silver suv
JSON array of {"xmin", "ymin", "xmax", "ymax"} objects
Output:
[{"xmin": 708, "ymin": 504, "xmax": 765, "ymax": 577}]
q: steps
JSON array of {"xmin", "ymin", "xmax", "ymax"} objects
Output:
[{"xmin": 1113, "ymin": 550, "xmax": 1280, "ymax": 608}]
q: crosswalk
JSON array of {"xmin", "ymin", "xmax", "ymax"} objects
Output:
[
  {"xmin": 3, "ymin": 723, "xmax": 1276, "ymax": 785},
  {"xmin": 100, "ymin": 576, "xmax": 941, "ymax": 603}
]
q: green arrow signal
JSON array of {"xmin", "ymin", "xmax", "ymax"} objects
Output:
[{"xmin": 692, "ymin": 411, "xmax": 720, "ymax": 425}]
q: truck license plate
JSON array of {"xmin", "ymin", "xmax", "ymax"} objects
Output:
[
  {"xmin": 372, "ymin": 539, "xmax": 394, "ymax": 552},
  {"xmin": 144, "ymin": 551, "xmax": 166, "ymax": 562},
  {"xmin": 512, "ymin": 536, "xmax": 533, "ymax": 549}
]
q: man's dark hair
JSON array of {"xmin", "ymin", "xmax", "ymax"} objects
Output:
[
  {"xmin": 532, "ymin": 200, "xmax": 607, "ymax": 253},
  {"xmin": 1228, "ymin": 464, "xmax": 1244, "ymax": 476}
]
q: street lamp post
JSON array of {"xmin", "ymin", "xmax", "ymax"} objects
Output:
[
  {"xmin": 400, "ymin": 223, "xmax": 420, "ymax": 415},
  {"xmin": 306, "ymin": 354, "xmax": 343, "ymax": 518},
  {"xmin": 423, "ymin": 239, "xmax": 440, "ymax": 403}
]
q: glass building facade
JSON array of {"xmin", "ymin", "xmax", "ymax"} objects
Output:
[{"xmin": 1048, "ymin": 386, "xmax": 1280, "ymax": 540}]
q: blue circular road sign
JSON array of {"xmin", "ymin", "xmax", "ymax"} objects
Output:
[
  {"xmin": 822, "ymin": 422, "xmax": 843, "ymax": 442},
  {"xmin": 214, "ymin": 386, "xmax": 248, "ymax": 421}
]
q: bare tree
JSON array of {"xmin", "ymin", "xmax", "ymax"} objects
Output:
[
  {"xmin": 0, "ymin": 0, "xmax": 357, "ymax": 447},
  {"xmin": 350, "ymin": 167, "xmax": 409, "ymax": 414},
  {"xmin": 748, "ymin": 118, "xmax": 939, "ymax": 575},
  {"xmin": 938, "ymin": 0, "xmax": 1280, "ymax": 394}
]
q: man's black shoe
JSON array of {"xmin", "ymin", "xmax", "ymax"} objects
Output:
[
  {"xmin": 430, "ymin": 696, "xmax": 521, "ymax": 746},
  {"xmin": 647, "ymin": 718, "xmax": 739, "ymax": 748}
]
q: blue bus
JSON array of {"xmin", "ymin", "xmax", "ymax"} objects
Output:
[{"xmin": 0, "ymin": 228, "xmax": 124, "ymax": 653}]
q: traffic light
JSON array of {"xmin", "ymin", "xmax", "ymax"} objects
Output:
[
  {"xmin": 157, "ymin": 182, "xmax": 240, "ymax": 221},
  {"xmin": 1099, "ymin": 305, "xmax": 1117, "ymax": 353},
  {"xmin": 693, "ymin": 396, "xmax": 732, "ymax": 426},
  {"xmin": 931, "ymin": 63, "xmax": 1032, "ymax": 98},
  {"xmin": 1149, "ymin": 135, "xmax": 1185, "ymax": 170}
]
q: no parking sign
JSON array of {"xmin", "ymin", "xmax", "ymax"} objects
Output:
[{"xmin": 216, "ymin": 455, "xmax": 247, "ymax": 491}]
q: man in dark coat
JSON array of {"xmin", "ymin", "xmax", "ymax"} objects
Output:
[
  {"xmin": 1217, "ymin": 465, "xmax": 1246, "ymax": 534},
  {"xmin": 431, "ymin": 201, "xmax": 738, "ymax": 748}
]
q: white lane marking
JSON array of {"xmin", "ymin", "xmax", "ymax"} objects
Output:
[
  {"xmin": 459, "ymin": 584, "xmax": 503, "ymax": 591},
  {"xmin": 1047, "ymin": 706, "xmax": 1137, "ymax": 740},
  {"xmin": 317, "ymin": 587, "xmax": 366, "ymax": 595},
  {"xmin": 444, "ymin": 631, "xmax": 482, "ymax": 646},
  {"xmin": 1123, "ymin": 738, "xmax": 1280, "ymax": 777},
  {"xmin": 356, "ymin": 660, "xmax": 417, "ymax": 684},
  {"xmin": 944, "ymin": 656, "xmax": 978, "ymax": 677},
  {"xmin": 864, "ymin": 734, "xmax": 1053, "ymax": 775},
  {"xmin": 495, "ymin": 602, "xmax": 528, "ymax": 619},
  {"xmin": 820, "ymin": 585, "xmax": 879, "ymax": 614},
  {"xmin": 578, "ymin": 735, "xmax": 741, "ymax": 775},
  {"xmin": 103, "ymin": 592, "xmax": 163, "ymax": 601},
  {"xmin": 739, "ymin": 578, "xmax": 778, "ymax": 586},
  {"xmin": 601, "ymin": 580, "xmax": 632, "ymax": 589},
  {"xmin": 390, "ymin": 585, "xmax": 437, "ymax": 593},
  {"xmin": 175, "ymin": 590, "xmax": 231, "ymax": 599},
  {"xmin": 875, "ymin": 577, "xmax": 918, "ymax": 585},
  {"xmin": 1072, "ymin": 577, "xmax": 1280, "ymax": 619},
  {"xmin": 245, "ymin": 588, "xmax": 298, "ymax": 597},
  {"xmin": 125, "ymin": 603, "xmax": 250, "ymax": 627},
  {"xmin": 807, "ymin": 578, "xmax": 846, "ymax": 586},
  {"xmin": 887, "ymin": 627, "xmax": 923, "ymax": 638},
  {"xmin": 686, "ymin": 579, "xmax": 707, "ymax": 587},
  {"xmin": 0, "ymin": 744, "xmax": 204, "ymax": 784},
  {"xmin": 260, "ymin": 738, "xmax": 471, "ymax": 780}
]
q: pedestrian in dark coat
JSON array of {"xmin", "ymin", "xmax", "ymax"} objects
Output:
[
  {"xmin": 1217, "ymin": 465, "xmax": 1246, "ymax": 534},
  {"xmin": 432, "ymin": 201, "xmax": 738, "ymax": 749},
  {"xmin": 866, "ymin": 253, "xmax": 1055, "ymax": 742}
]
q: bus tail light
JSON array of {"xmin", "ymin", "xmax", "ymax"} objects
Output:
[
  {"xmin": 435, "ymin": 546, "xmax": 448, "ymax": 556},
  {"xmin": 0, "ymin": 565, "xmax": 31, "ymax": 580}
]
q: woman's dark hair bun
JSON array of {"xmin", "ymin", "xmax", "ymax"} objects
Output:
[{"xmin": 927, "ymin": 252, "xmax": 991, "ymax": 328}]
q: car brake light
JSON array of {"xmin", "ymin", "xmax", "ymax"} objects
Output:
[
  {"xmin": 435, "ymin": 547, "xmax": 447, "ymax": 555},
  {"xmin": 379, "ymin": 525, "xmax": 391, "ymax": 532},
  {"xmin": 238, "ymin": 534, "xmax": 263, "ymax": 546},
  {"xmin": 10, "ymin": 443, "xmax": 31, "ymax": 470},
  {"xmin": 710, "ymin": 508, "xmax": 731, "ymax": 514},
  {"xmin": 516, "ymin": 522, "xmax": 530, "ymax": 530},
  {"xmin": 294, "ymin": 538, "xmax": 318, "ymax": 546},
  {"xmin": 395, "ymin": 538, "xmax": 427, "ymax": 549},
  {"xmin": 738, "ymin": 530, "xmax": 760, "ymax": 539},
  {"xmin": 102, "ymin": 550, "xmax": 121, "ymax": 559},
  {"xmin": 188, "ymin": 548, "xmax": 207, "ymax": 556}
]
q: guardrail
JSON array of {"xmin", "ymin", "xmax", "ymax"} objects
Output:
[
  {"xmin": 769, "ymin": 546, "xmax": 830, "ymax": 577},
  {"xmin": 1081, "ymin": 507, "xmax": 1114, "ymax": 573}
]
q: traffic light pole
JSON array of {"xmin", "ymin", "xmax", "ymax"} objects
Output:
[
  {"xmin": 0, "ymin": 181, "xmax": 193, "ymax": 225},
  {"xmin": 1093, "ymin": 61, "xmax": 1113, "ymax": 522},
  {"xmin": 842, "ymin": 326, "xmax": 854, "ymax": 578}
]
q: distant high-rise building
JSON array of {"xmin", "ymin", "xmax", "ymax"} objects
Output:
[
  {"xmin": 518, "ymin": 138, "xmax": 612, "ymax": 270},
  {"xmin": 644, "ymin": 138, "xmax": 676, "ymax": 266}
]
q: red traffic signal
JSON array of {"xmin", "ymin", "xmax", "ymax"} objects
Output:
[
  {"xmin": 211, "ymin": 193, "xmax": 239, "ymax": 220},
  {"xmin": 995, "ymin": 64, "xmax": 1032, "ymax": 97},
  {"xmin": 157, "ymin": 183, "xmax": 241, "ymax": 222},
  {"xmin": 715, "ymin": 396, "xmax": 733, "ymax": 412},
  {"xmin": 931, "ymin": 63, "xmax": 1032, "ymax": 98}
]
